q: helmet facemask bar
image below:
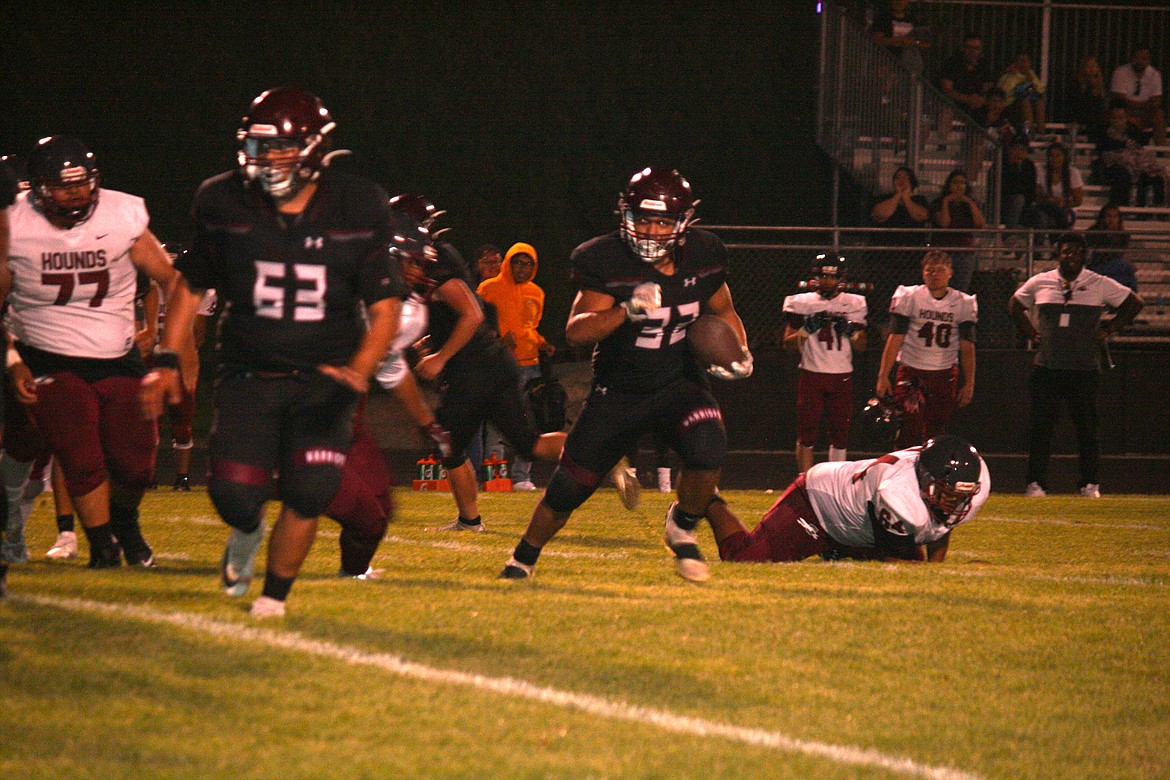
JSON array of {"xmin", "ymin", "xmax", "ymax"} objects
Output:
[
  {"xmin": 619, "ymin": 199, "xmax": 694, "ymax": 263},
  {"xmin": 32, "ymin": 166, "xmax": 101, "ymax": 227},
  {"xmin": 237, "ymin": 122, "xmax": 335, "ymax": 200},
  {"xmin": 921, "ymin": 477, "xmax": 980, "ymax": 529}
]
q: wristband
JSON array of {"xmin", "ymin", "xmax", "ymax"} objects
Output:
[{"xmin": 152, "ymin": 349, "xmax": 181, "ymax": 370}]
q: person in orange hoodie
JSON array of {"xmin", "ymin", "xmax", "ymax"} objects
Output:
[{"xmin": 477, "ymin": 242, "xmax": 556, "ymax": 490}]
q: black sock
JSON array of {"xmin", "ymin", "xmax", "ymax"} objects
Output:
[
  {"xmin": 671, "ymin": 505, "xmax": 704, "ymax": 532},
  {"xmin": 81, "ymin": 523, "xmax": 118, "ymax": 554},
  {"xmin": 57, "ymin": 514, "xmax": 75, "ymax": 533},
  {"xmin": 513, "ymin": 539, "xmax": 542, "ymax": 567},
  {"xmin": 262, "ymin": 572, "xmax": 295, "ymax": 601},
  {"xmin": 459, "ymin": 515, "xmax": 482, "ymax": 526}
]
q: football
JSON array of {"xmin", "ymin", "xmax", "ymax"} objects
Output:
[{"xmin": 687, "ymin": 314, "xmax": 742, "ymax": 370}]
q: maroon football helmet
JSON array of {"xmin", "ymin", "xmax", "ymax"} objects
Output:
[
  {"xmin": 237, "ymin": 87, "xmax": 336, "ymax": 200},
  {"xmin": 27, "ymin": 136, "xmax": 101, "ymax": 227},
  {"xmin": 618, "ymin": 167, "xmax": 696, "ymax": 263},
  {"xmin": 389, "ymin": 193, "xmax": 449, "ymax": 238}
]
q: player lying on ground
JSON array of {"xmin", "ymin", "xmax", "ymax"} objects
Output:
[{"xmin": 706, "ymin": 435, "xmax": 989, "ymax": 563}]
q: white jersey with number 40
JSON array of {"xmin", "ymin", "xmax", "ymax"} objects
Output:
[
  {"xmin": 6, "ymin": 189, "xmax": 149, "ymax": 359},
  {"xmin": 890, "ymin": 285, "xmax": 978, "ymax": 371},
  {"xmin": 805, "ymin": 448, "xmax": 990, "ymax": 548}
]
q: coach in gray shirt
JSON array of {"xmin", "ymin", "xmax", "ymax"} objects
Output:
[{"xmin": 1009, "ymin": 233, "xmax": 1143, "ymax": 498}]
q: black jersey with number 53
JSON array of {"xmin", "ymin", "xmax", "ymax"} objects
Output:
[
  {"xmin": 572, "ymin": 229, "xmax": 728, "ymax": 394},
  {"xmin": 179, "ymin": 169, "xmax": 406, "ymax": 371}
]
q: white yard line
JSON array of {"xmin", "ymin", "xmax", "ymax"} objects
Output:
[
  {"xmin": 981, "ymin": 514, "xmax": 1168, "ymax": 532},
  {"xmin": 15, "ymin": 593, "xmax": 984, "ymax": 780}
]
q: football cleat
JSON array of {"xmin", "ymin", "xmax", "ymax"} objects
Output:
[
  {"xmin": 610, "ymin": 457, "xmax": 641, "ymax": 511},
  {"xmin": 339, "ymin": 566, "xmax": 381, "ymax": 580},
  {"xmin": 1024, "ymin": 482, "xmax": 1047, "ymax": 498},
  {"xmin": 431, "ymin": 518, "xmax": 486, "ymax": 532},
  {"xmin": 45, "ymin": 531, "xmax": 78, "ymax": 560},
  {"xmin": 173, "ymin": 474, "xmax": 191, "ymax": 492},
  {"xmin": 87, "ymin": 544, "xmax": 123, "ymax": 569},
  {"xmin": 499, "ymin": 557, "xmax": 534, "ymax": 579},
  {"xmin": 249, "ymin": 595, "xmax": 286, "ymax": 619},
  {"xmin": 663, "ymin": 502, "xmax": 710, "ymax": 583},
  {"xmin": 513, "ymin": 481, "xmax": 537, "ymax": 492},
  {"xmin": 1079, "ymin": 484, "xmax": 1101, "ymax": 499},
  {"xmin": 221, "ymin": 523, "xmax": 265, "ymax": 597}
]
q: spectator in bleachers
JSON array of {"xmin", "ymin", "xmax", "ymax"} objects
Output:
[
  {"xmin": 1001, "ymin": 138, "xmax": 1040, "ymax": 230},
  {"xmin": 937, "ymin": 35, "xmax": 993, "ymax": 142},
  {"xmin": 1109, "ymin": 49, "xmax": 1167, "ymax": 147},
  {"xmin": 1035, "ymin": 142, "xmax": 1084, "ymax": 235},
  {"xmin": 871, "ymin": 166, "xmax": 930, "ymax": 291},
  {"xmin": 930, "ymin": 169, "xmax": 986, "ymax": 292},
  {"xmin": 997, "ymin": 53, "xmax": 1047, "ymax": 135},
  {"xmin": 869, "ymin": 0, "xmax": 930, "ymax": 76},
  {"xmin": 1067, "ymin": 56, "xmax": 1110, "ymax": 137},
  {"xmin": 1095, "ymin": 104, "xmax": 1167, "ymax": 207},
  {"xmin": 1085, "ymin": 205, "xmax": 1138, "ymax": 292}
]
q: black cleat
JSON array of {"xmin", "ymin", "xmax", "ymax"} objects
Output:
[
  {"xmin": 87, "ymin": 545, "xmax": 123, "ymax": 569},
  {"xmin": 499, "ymin": 557, "xmax": 534, "ymax": 579}
]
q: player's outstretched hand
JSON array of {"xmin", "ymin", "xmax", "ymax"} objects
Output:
[
  {"xmin": 139, "ymin": 368, "xmax": 183, "ymax": 420},
  {"xmin": 708, "ymin": 347, "xmax": 754, "ymax": 380},
  {"xmin": 319, "ymin": 364, "xmax": 370, "ymax": 393}
]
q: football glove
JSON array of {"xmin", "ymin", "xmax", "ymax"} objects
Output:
[
  {"xmin": 621, "ymin": 282, "xmax": 662, "ymax": 323},
  {"xmin": 803, "ymin": 311, "xmax": 828, "ymax": 334},
  {"xmin": 708, "ymin": 346, "xmax": 754, "ymax": 380},
  {"xmin": 832, "ymin": 317, "xmax": 865, "ymax": 336}
]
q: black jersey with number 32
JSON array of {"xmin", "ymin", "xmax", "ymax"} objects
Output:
[
  {"xmin": 572, "ymin": 229, "xmax": 728, "ymax": 394},
  {"xmin": 179, "ymin": 169, "xmax": 406, "ymax": 371}
]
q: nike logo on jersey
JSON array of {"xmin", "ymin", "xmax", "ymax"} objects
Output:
[{"xmin": 96, "ymin": 233, "xmax": 109, "ymax": 239}]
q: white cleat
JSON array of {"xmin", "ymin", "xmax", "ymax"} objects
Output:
[
  {"xmin": 663, "ymin": 502, "xmax": 710, "ymax": 583},
  {"xmin": 221, "ymin": 522, "xmax": 265, "ymax": 597},
  {"xmin": 1079, "ymin": 483, "xmax": 1101, "ymax": 498},
  {"xmin": 1024, "ymin": 482, "xmax": 1047, "ymax": 498},
  {"xmin": 249, "ymin": 595, "xmax": 286, "ymax": 619},
  {"xmin": 610, "ymin": 457, "xmax": 641, "ymax": 511},
  {"xmin": 340, "ymin": 566, "xmax": 382, "ymax": 580},
  {"xmin": 47, "ymin": 531, "xmax": 79, "ymax": 561},
  {"xmin": 512, "ymin": 481, "xmax": 537, "ymax": 492},
  {"xmin": 431, "ymin": 519, "xmax": 486, "ymax": 532}
]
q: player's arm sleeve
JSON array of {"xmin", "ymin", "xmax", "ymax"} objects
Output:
[
  {"xmin": 360, "ymin": 245, "xmax": 407, "ymax": 306},
  {"xmin": 178, "ymin": 191, "xmax": 219, "ymax": 293},
  {"xmin": 888, "ymin": 313, "xmax": 911, "ymax": 335}
]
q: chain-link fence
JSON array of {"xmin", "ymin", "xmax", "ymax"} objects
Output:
[{"xmin": 711, "ymin": 225, "xmax": 1167, "ymax": 351}]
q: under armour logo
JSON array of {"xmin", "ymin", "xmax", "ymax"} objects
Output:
[
  {"xmin": 684, "ymin": 277, "xmax": 697, "ymax": 287},
  {"xmin": 304, "ymin": 236, "xmax": 324, "ymax": 250},
  {"xmin": 596, "ymin": 385, "xmax": 608, "ymax": 395}
]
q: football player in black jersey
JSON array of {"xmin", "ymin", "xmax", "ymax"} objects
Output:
[
  {"xmin": 501, "ymin": 168, "xmax": 752, "ymax": 582},
  {"xmin": 388, "ymin": 195, "xmax": 566, "ymax": 531},
  {"xmin": 141, "ymin": 88, "xmax": 404, "ymax": 618}
]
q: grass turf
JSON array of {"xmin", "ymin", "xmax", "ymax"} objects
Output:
[{"xmin": 1, "ymin": 488, "xmax": 1167, "ymax": 779}]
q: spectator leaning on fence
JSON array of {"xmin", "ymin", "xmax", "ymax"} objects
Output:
[
  {"xmin": 1110, "ymin": 49, "xmax": 1167, "ymax": 147},
  {"xmin": 1008, "ymin": 232, "xmax": 1143, "ymax": 499},
  {"xmin": 930, "ymin": 169, "xmax": 986, "ymax": 293}
]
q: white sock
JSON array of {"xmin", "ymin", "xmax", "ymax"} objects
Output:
[{"xmin": 828, "ymin": 446, "xmax": 847, "ymax": 462}]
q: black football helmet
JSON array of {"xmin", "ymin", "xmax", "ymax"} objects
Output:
[
  {"xmin": 237, "ymin": 87, "xmax": 336, "ymax": 200},
  {"xmin": 861, "ymin": 396, "xmax": 903, "ymax": 441},
  {"xmin": 1, "ymin": 153, "xmax": 29, "ymax": 191},
  {"xmin": 916, "ymin": 435, "xmax": 982, "ymax": 528},
  {"xmin": 390, "ymin": 221, "xmax": 439, "ymax": 297},
  {"xmin": 618, "ymin": 167, "xmax": 696, "ymax": 263},
  {"xmin": 27, "ymin": 136, "xmax": 100, "ymax": 227},
  {"xmin": 811, "ymin": 253, "xmax": 847, "ymax": 297}
]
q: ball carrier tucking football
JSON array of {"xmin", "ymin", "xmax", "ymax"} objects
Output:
[{"xmin": 500, "ymin": 167, "xmax": 752, "ymax": 583}]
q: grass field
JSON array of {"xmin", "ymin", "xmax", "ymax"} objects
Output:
[{"xmin": 2, "ymin": 488, "xmax": 1168, "ymax": 779}]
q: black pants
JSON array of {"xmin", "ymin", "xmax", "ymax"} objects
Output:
[{"xmin": 1026, "ymin": 366, "xmax": 1100, "ymax": 489}]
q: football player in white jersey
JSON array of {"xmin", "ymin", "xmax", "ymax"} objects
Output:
[
  {"xmin": 706, "ymin": 435, "xmax": 989, "ymax": 563},
  {"xmin": 782, "ymin": 254, "xmax": 868, "ymax": 472},
  {"xmin": 875, "ymin": 250, "xmax": 977, "ymax": 448},
  {"xmin": 1, "ymin": 136, "xmax": 178, "ymax": 569}
]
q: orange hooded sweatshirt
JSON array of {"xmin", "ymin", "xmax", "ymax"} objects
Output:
[{"xmin": 476, "ymin": 242, "xmax": 547, "ymax": 366}]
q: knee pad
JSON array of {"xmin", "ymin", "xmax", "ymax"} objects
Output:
[
  {"xmin": 542, "ymin": 467, "xmax": 601, "ymax": 513},
  {"xmin": 208, "ymin": 479, "xmax": 269, "ymax": 533},
  {"xmin": 676, "ymin": 417, "xmax": 727, "ymax": 471},
  {"xmin": 280, "ymin": 465, "xmax": 343, "ymax": 519}
]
